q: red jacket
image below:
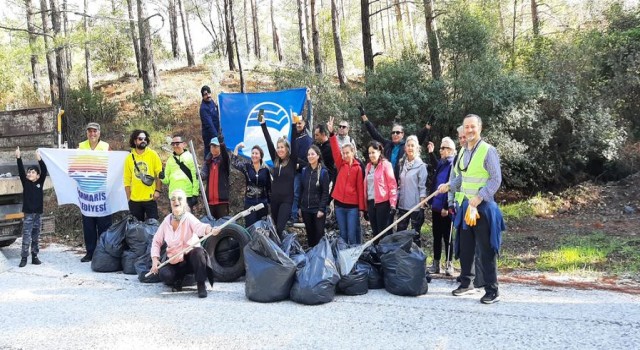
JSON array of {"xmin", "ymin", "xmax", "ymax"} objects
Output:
[
  {"xmin": 330, "ymin": 135, "xmax": 365, "ymax": 211},
  {"xmin": 364, "ymin": 159, "xmax": 398, "ymax": 207}
]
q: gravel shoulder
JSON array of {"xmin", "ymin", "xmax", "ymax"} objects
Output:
[{"xmin": 2, "ymin": 242, "xmax": 640, "ymax": 350}]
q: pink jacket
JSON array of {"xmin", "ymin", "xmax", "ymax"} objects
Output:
[
  {"xmin": 364, "ymin": 159, "xmax": 398, "ymax": 207},
  {"xmin": 151, "ymin": 212, "xmax": 210, "ymax": 264}
]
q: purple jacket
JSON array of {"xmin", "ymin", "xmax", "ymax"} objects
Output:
[{"xmin": 428, "ymin": 156, "xmax": 454, "ymax": 211}]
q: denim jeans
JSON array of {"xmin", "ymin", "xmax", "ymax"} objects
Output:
[
  {"xmin": 335, "ymin": 206, "xmax": 360, "ymax": 244},
  {"xmin": 290, "ymin": 173, "xmax": 302, "ymax": 221},
  {"xmin": 21, "ymin": 213, "xmax": 42, "ymax": 258}
]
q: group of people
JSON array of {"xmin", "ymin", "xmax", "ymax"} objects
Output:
[{"xmin": 15, "ymin": 84, "xmax": 504, "ymax": 303}]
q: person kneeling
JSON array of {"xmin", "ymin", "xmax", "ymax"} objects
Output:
[{"xmin": 149, "ymin": 189, "xmax": 219, "ymax": 298}]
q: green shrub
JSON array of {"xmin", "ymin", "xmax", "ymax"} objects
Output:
[{"xmin": 65, "ymin": 88, "xmax": 119, "ymax": 147}]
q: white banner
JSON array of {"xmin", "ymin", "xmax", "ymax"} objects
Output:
[{"xmin": 39, "ymin": 148, "xmax": 129, "ymax": 217}]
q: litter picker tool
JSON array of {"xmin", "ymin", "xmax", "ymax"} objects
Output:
[
  {"xmin": 337, "ymin": 191, "xmax": 438, "ymax": 275},
  {"xmin": 145, "ymin": 203, "xmax": 265, "ymax": 277},
  {"xmin": 188, "ymin": 140, "xmax": 213, "ymax": 220}
]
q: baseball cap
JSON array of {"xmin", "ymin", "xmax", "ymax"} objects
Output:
[
  {"xmin": 210, "ymin": 137, "xmax": 220, "ymax": 146},
  {"xmin": 86, "ymin": 122, "xmax": 100, "ymax": 131}
]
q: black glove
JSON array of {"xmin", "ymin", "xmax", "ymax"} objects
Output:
[
  {"xmin": 363, "ymin": 211, "xmax": 369, "ymax": 221},
  {"xmin": 358, "ymin": 104, "xmax": 365, "ymax": 116},
  {"xmin": 158, "ymin": 170, "xmax": 165, "ymax": 180},
  {"xmin": 390, "ymin": 207, "xmax": 397, "ymax": 217},
  {"xmin": 448, "ymin": 205, "xmax": 456, "ymax": 218}
]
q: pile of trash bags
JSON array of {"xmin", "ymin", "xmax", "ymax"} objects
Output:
[
  {"xmin": 243, "ymin": 219, "xmax": 429, "ymax": 305},
  {"xmin": 91, "ymin": 216, "xmax": 161, "ymax": 283}
]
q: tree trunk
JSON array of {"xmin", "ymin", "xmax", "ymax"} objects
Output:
[
  {"xmin": 49, "ymin": 0, "xmax": 70, "ymax": 140},
  {"xmin": 137, "ymin": 0, "xmax": 159, "ymax": 97},
  {"xmin": 310, "ymin": 0, "xmax": 322, "ymax": 73},
  {"xmin": 405, "ymin": 2, "xmax": 415, "ymax": 46},
  {"xmin": 178, "ymin": 0, "xmax": 195, "ymax": 66},
  {"xmin": 271, "ymin": 0, "xmax": 283, "ymax": 61},
  {"xmin": 62, "ymin": 0, "xmax": 71, "ymax": 71},
  {"xmin": 39, "ymin": 0, "xmax": 58, "ymax": 103},
  {"xmin": 25, "ymin": 0, "xmax": 43, "ymax": 101},
  {"xmin": 243, "ymin": 0, "xmax": 250, "ymax": 56},
  {"xmin": 511, "ymin": 0, "xmax": 518, "ymax": 67},
  {"xmin": 423, "ymin": 0, "xmax": 441, "ymax": 80},
  {"xmin": 250, "ymin": 0, "xmax": 261, "ymax": 58},
  {"xmin": 304, "ymin": 0, "xmax": 312, "ymax": 55},
  {"xmin": 169, "ymin": 0, "xmax": 180, "ymax": 58},
  {"xmin": 217, "ymin": 0, "xmax": 227, "ymax": 58},
  {"xmin": 331, "ymin": 0, "xmax": 346, "ymax": 87},
  {"xmin": 392, "ymin": 0, "xmax": 405, "ymax": 48},
  {"xmin": 223, "ymin": 0, "xmax": 237, "ymax": 70},
  {"xmin": 297, "ymin": 0, "xmax": 310, "ymax": 67},
  {"xmin": 192, "ymin": 0, "xmax": 221, "ymax": 55},
  {"xmin": 531, "ymin": 0, "xmax": 540, "ymax": 37},
  {"xmin": 229, "ymin": 0, "xmax": 245, "ymax": 92},
  {"xmin": 83, "ymin": 0, "xmax": 92, "ymax": 90},
  {"xmin": 111, "ymin": 0, "xmax": 117, "ymax": 13},
  {"xmin": 385, "ymin": 0, "xmax": 394, "ymax": 50},
  {"xmin": 126, "ymin": 0, "xmax": 143, "ymax": 78},
  {"xmin": 361, "ymin": 0, "xmax": 374, "ymax": 71}
]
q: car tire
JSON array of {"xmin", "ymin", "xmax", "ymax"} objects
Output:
[{"xmin": 203, "ymin": 222, "xmax": 251, "ymax": 282}]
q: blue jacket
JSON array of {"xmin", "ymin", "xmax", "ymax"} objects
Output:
[
  {"xmin": 200, "ymin": 99, "xmax": 219, "ymax": 151},
  {"xmin": 428, "ymin": 156, "xmax": 454, "ymax": 212},
  {"xmin": 453, "ymin": 200, "xmax": 506, "ymax": 257}
]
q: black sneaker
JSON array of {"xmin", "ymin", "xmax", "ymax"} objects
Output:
[
  {"xmin": 452, "ymin": 285, "xmax": 476, "ymax": 296},
  {"xmin": 19, "ymin": 257, "xmax": 27, "ymax": 268},
  {"xmin": 172, "ymin": 279, "xmax": 183, "ymax": 292},
  {"xmin": 32, "ymin": 255, "xmax": 41, "ymax": 265},
  {"xmin": 197, "ymin": 282, "xmax": 207, "ymax": 298},
  {"xmin": 481, "ymin": 291, "xmax": 500, "ymax": 304},
  {"xmin": 80, "ymin": 253, "xmax": 93, "ymax": 262}
]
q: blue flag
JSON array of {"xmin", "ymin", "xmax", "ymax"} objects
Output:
[{"xmin": 219, "ymin": 88, "xmax": 307, "ymax": 166}]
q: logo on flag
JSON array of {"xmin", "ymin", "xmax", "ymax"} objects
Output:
[{"xmin": 219, "ymin": 88, "xmax": 307, "ymax": 166}]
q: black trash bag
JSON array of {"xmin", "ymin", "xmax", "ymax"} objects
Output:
[
  {"xmin": 135, "ymin": 241, "xmax": 166, "ymax": 283},
  {"xmin": 125, "ymin": 217, "xmax": 159, "ymax": 257},
  {"xmin": 329, "ymin": 235, "xmax": 353, "ymax": 276},
  {"xmin": 244, "ymin": 233, "xmax": 297, "ymax": 302},
  {"xmin": 358, "ymin": 245, "xmax": 384, "ymax": 289},
  {"xmin": 247, "ymin": 217, "xmax": 281, "ymax": 246},
  {"xmin": 121, "ymin": 249, "xmax": 138, "ymax": 275},
  {"xmin": 290, "ymin": 237, "xmax": 340, "ymax": 305},
  {"xmin": 377, "ymin": 230, "xmax": 417, "ymax": 256},
  {"xmin": 337, "ymin": 261, "xmax": 369, "ymax": 296},
  {"xmin": 379, "ymin": 232, "xmax": 428, "ymax": 296},
  {"xmin": 102, "ymin": 217, "xmax": 129, "ymax": 258},
  {"xmin": 91, "ymin": 233, "xmax": 122, "ymax": 272},
  {"xmin": 281, "ymin": 232, "xmax": 307, "ymax": 269}
]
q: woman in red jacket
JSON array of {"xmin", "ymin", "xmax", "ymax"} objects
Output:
[
  {"xmin": 327, "ymin": 117, "xmax": 366, "ymax": 244},
  {"xmin": 364, "ymin": 140, "xmax": 398, "ymax": 240}
]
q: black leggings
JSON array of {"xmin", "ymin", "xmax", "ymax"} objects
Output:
[
  {"xmin": 270, "ymin": 199, "xmax": 293, "ymax": 237},
  {"xmin": 301, "ymin": 211, "xmax": 326, "ymax": 247},
  {"xmin": 367, "ymin": 200, "xmax": 391, "ymax": 242},
  {"xmin": 432, "ymin": 210, "xmax": 452, "ymax": 261}
]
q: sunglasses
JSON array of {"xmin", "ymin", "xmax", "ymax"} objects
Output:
[
  {"xmin": 391, "ymin": 131, "xmax": 403, "ymax": 135},
  {"xmin": 339, "ymin": 125, "xmax": 348, "ymax": 129},
  {"xmin": 171, "ymin": 141, "xmax": 183, "ymax": 146},
  {"xmin": 170, "ymin": 196, "xmax": 184, "ymax": 201},
  {"xmin": 137, "ymin": 137, "xmax": 147, "ymax": 141}
]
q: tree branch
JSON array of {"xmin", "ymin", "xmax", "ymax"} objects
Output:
[
  {"xmin": 369, "ymin": 1, "xmax": 416, "ymax": 17},
  {"xmin": 0, "ymin": 25, "xmax": 53, "ymax": 38}
]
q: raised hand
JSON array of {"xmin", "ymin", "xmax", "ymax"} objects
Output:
[
  {"xmin": 15, "ymin": 146, "xmax": 20, "ymax": 159},
  {"xmin": 327, "ymin": 116, "xmax": 334, "ymax": 134}
]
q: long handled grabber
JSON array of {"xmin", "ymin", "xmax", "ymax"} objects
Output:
[
  {"xmin": 188, "ymin": 140, "xmax": 213, "ymax": 220},
  {"xmin": 337, "ymin": 191, "xmax": 439, "ymax": 275},
  {"xmin": 145, "ymin": 203, "xmax": 265, "ymax": 277}
]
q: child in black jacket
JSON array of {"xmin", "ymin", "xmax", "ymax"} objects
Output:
[{"xmin": 16, "ymin": 147, "xmax": 47, "ymax": 267}]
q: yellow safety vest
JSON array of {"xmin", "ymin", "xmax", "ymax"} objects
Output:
[
  {"xmin": 78, "ymin": 140, "xmax": 109, "ymax": 151},
  {"xmin": 458, "ymin": 141, "xmax": 490, "ymax": 204}
]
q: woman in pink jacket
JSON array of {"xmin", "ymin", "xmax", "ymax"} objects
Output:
[
  {"xmin": 150, "ymin": 189, "xmax": 220, "ymax": 298},
  {"xmin": 364, "ymin": 141, "xmax": 398, "ymax": 240}
]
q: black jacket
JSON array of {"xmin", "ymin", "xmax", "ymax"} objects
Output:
[
  {"xmin": 362, "ymin": 120, "xmax": 405, "ymax": 181},
  {"xmin": 298, "ymin": 165, "xmax": 330, "ymax": 213},
  {"xmin": 17, "ymin": 158, "xmax": 47, "ymax": 214},
  {"xmin": 316, "ymin": 139, "xmax": 336, "ymax": 184},
  {"xmin": 262, "ymin": 123, "xmax": 299, "ymax": 203}
]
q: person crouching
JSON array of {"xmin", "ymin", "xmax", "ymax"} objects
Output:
[{"xmin": 149, "ymin": 189, "xmax": 220, "ymax": 298}]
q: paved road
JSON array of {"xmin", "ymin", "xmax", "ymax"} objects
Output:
[{"xmin": 1, "ymin": 242, "xmax": 639, "ymax": 349}]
